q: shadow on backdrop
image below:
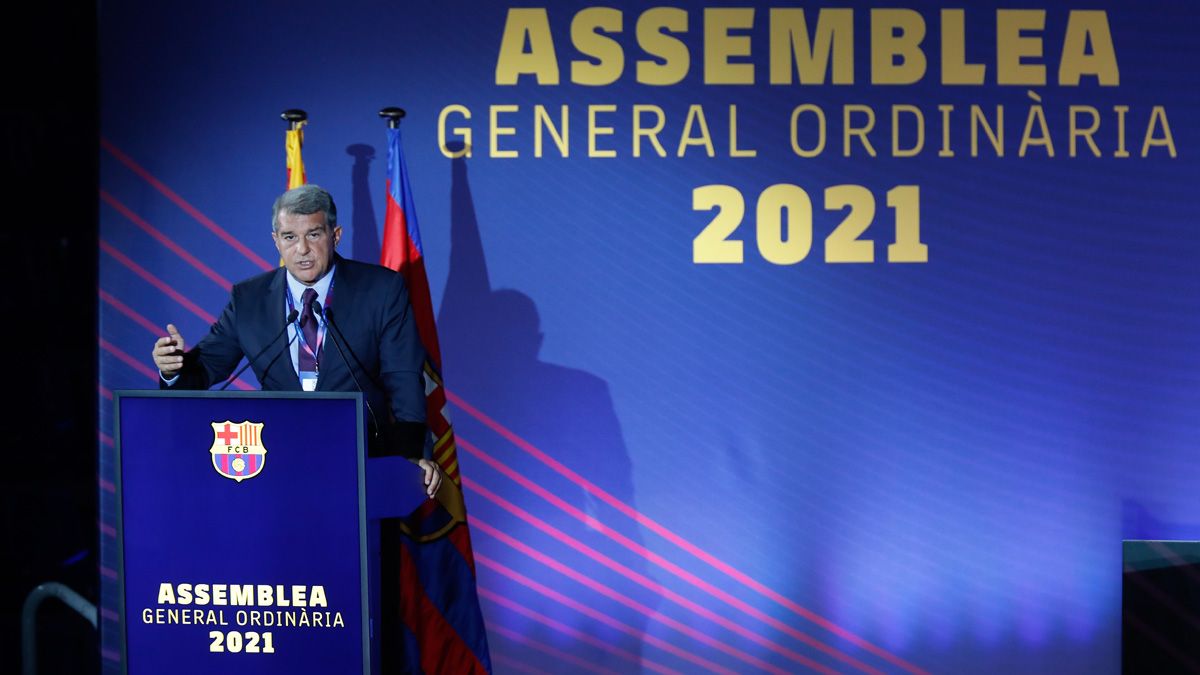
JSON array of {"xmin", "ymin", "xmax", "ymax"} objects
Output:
[
  {"xmin": 437, "ymin": 148, "xmax": 653, "ymax": 670},
  {"xmin": 1122, "ymin": 500, "xmax": 1200, "ymax": 541},
  {"xmin": 347, "ymin": 143, "xmax": 381, "ymax": 263}
]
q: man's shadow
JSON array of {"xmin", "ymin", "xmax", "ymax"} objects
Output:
[
  {"xmin": 347, "ymin": 143, "xmax": 381, "ymax": 263},
  {"xmin": 344, "ymin": 141, "xmax": 652, "ymax": 669},
  {"xmin": 436, "ymin": 146, "xmax": 651, "ymax": 670}
]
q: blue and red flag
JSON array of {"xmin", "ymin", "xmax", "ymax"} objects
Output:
[{"xmin": 380, "ymin": 125, "xmax": 492, "ymax": 674}]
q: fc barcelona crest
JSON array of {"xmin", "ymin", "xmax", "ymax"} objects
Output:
[{"xmin": 209, "ymin": 421, "xmax": 267, "ymax": 482}]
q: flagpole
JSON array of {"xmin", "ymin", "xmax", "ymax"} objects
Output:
[{"xmin": 378, "ymin": 106, "xmax": 406, "ymax": 128}]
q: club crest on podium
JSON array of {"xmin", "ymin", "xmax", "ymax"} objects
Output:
[{"xmin": 209, "ymin": 421, "xmax": 267, "ymax": 482}]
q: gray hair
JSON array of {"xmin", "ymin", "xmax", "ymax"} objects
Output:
[{"xmin": 272, "ymin": 184, "xmax": 338, "ymax": 231}]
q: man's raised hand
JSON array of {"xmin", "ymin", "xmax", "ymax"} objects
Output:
[{"xmin": 152, "ymin": 323, "xmax": 186, "ymax": 377}]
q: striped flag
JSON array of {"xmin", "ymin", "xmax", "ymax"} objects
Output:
[
  {"xmin": 380, "ymin": 125, "xmax": 492, "ymax": 674},
  {"xmin": 282, "ymin": 120, "xmax": 307, "ymax": 267},
  {"xmin": 285, "ymin": 121, "xmax": 306, "ymax": 189}
]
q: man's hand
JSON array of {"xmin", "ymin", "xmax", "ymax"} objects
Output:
[
  {"xmin": 152, "ymin": 324, "xmax": 186, "ymax": 378},
  {"xmin": 416, "ymin": 458, "xmax": 443, "ymax": 499}
]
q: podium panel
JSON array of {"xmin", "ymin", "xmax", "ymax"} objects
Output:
[{"xmin": 114, "ymin": 391, "xmax": 369, "ymax": 675}]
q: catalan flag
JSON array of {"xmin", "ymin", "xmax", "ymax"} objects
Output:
[
  {"xmin": 285, "ymin": 121, "xmax": 306, "ymax": 189},
  {"xmin": 281, "ymin": 119, "xmax": 307, "ymax": 267},
  {"xmin": 380, "ymin": 125, "xmax": 491, "ymax": 674}
]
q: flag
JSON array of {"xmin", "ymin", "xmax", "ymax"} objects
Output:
[
  {"xmin": 285, "ymin": 122, "xmax": 306, "ymax": 189},
  {"xmin": 282, "ymin": 121, "xmax": 307, "ymax": 267},
  {"xmin": 380, "ymin": 125, "xmax": 492, "ymax": 674}
]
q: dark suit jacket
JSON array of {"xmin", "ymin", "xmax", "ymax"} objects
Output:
[{"xmin": 166, "ymin": 255, "xmax": 427, "ymax": 454}]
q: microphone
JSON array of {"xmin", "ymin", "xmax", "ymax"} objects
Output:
[
  {"xmin": 312, "ymin": 304, "xmax": 381, "ymax": 443},
  {"xmin": 219, "ymin": 309, "xmax": 299, "ymax": 391}
]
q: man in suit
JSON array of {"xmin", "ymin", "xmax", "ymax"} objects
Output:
[{"xmin": 151, "ymin": 184, "xmax": 441, "ymax": 496}]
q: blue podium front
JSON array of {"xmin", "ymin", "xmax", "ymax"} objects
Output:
[{"xmin": 113, "ymin": 391, "xmax": 370, "ymax": 675}]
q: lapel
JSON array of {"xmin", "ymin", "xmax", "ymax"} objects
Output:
[
  {"xmin": 259, "ymin": 268, "xmax": 302, "ymax": 391},
  {"xmin": 315, "ymin": 256, "xmax": 351, "ymax": 391}
]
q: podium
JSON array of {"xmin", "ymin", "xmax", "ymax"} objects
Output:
[{"xmin": 112, "ymin": 391, "xmax": 427, "ymax": 675}]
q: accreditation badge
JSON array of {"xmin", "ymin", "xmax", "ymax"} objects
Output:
[{"xmin": 300, "ymin": 371, "xmax": 318, "ymax": 392}]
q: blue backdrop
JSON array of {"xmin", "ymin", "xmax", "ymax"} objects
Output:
[{"xmin": 99, "ymin": 2, "xmax": 1200, "ymax": 673}]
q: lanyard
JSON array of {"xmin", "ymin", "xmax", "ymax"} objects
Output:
[{"xmin": 285, "ymin": 277, "xmax": 335, "ymax": 368}]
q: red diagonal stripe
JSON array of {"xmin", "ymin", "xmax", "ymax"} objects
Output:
[
  {"xmin": 477, "ymin": 520, "xmax": 802, "ymax": 673},
  {"xmin": 100, "ymin": 337, "xmax": 160, "ymax": 382},
  {"xmin": 470, "ymin": 505, "xmax": 831, "ymax": 675},
  {"xmin": 99, "ymin": 289, "xmax": 160, "ymax": 336},
  {"xmin": 488, "ymin": 623, "xmax": 621, "ymax": 675},
  {"xmin": 101, "ymin": 138, "xmax": 273, "ymax": 271},
  {"xmin": 100, "ymin": 190, "xmax": 232, "ymax": 290},
  {"xmin": 448, "ymin": 390, "xmax": 929, "ymax": 675},
  {"xmin": 476, "ymin": 553, "xmax": 736, "ymax": 675},
  {"xmin": 460, "ymin": 437, "xmax": 879, "ymax": 674},
  {"xmin": 100, "ymin": 289, "xmax": 254, "ymax": 391},
  {"xmin": 489, "ymin": 653, "xmax": 550, "ymax": 675},
  {"xmin": 100, "ymin": 239, "xmax": 216, "ymax": 325},
  {"xmin": 479, "ymin": 587, "xmax": 681, "ymax": 675}
]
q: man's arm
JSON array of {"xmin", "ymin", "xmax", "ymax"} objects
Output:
[
  {"xmin": 377, "ymin": 272, "xmax": 428, "ymax": 426},
  {"xmin": 376, "ymin": 272, "xmax": 441, "ymax": 497},
  {"xmin": 152, "ymin": 323, "xmax": 186, "ymax": 383},
  {"xmin": 151, "ymin": 297, "xmax": 247, "ymax": 390}
]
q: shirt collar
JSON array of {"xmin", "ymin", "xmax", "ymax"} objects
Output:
[{"xmin": 285, "ymin": 265, "xmax": 336, "ymax": 307}]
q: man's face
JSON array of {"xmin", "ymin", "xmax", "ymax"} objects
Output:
[{"xmin": 273, "ymin": 211, "xmax": 342, "ymax": 285}]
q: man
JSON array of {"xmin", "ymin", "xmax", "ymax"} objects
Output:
[{"xmin": 151, "ymin": 184, "xmax": 440, "ymax": 496}]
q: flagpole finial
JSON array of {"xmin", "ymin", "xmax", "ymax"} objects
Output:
[
  {"xmin": 281, "ymin": 109, "xmax": 308, "ymax": 130},
  {"xmin": 379, "ymin": 107, "xmax": 407, "ymax": 128}
]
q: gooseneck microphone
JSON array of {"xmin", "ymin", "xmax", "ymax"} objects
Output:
[
  {"xmin": 218, "ymin": 309, "xmax": 299, "ymax": 391},
  {"xmin": 311, "ymin": 304, "xmax": 381, "ymax": 442}
]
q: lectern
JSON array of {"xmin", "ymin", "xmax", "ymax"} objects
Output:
[{"xmin": 112, "ymin": 391, "xmax": 427, "ymax": 675}]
